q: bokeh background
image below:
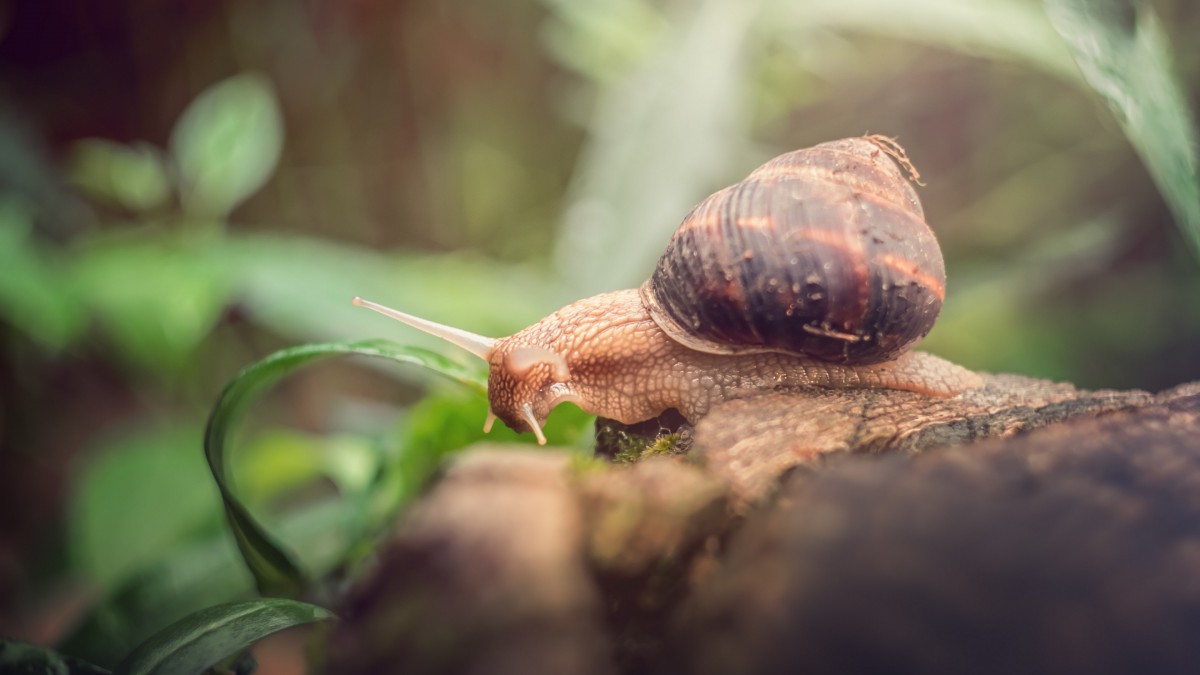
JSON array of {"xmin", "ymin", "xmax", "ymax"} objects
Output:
[{"xmin": 1, "ymin": 0, "xmax": 1197, "ymax": 669}]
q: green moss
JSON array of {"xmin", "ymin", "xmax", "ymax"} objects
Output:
[
  {"xmin": 612, "ymin": 432, "xmax": 683, "ymax": 464},
  {"xmin": 594, "ymin": 411, "xmax": 692, "ymax": 462}
]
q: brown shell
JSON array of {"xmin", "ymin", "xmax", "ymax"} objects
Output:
[{"xmin": 640, "ymin": 136, "xmax": 946, "ymax": 365}]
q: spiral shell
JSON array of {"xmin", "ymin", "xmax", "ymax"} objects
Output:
[{"xmin": 639, "ymin": 136, "xmax": 946, "ymax": 365}]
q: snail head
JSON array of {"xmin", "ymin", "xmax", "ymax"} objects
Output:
[
  {"xmin": 352, "ymin": 297, "xmax": 578, "ymax": 445},
  {"xmin": 483, "ymin": 343, "xmax": 580, "ymax": 445}
]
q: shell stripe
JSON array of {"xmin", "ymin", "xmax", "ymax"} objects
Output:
[{"xmin": 770, "ymin": 216, "xmax": 945, "ymax": 301}]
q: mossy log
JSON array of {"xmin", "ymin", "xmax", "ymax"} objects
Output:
[{"xmin": 329, "ymin": 376, "xmax": 1200, "ymax": 675}]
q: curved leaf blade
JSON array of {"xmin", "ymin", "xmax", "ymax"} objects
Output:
[
  {"xmin": 113, "ymin": 598, "xmax": 334, "ymax": 675},
  {"xmin": 1045, "ymin": 0, "xmax": 1200, "ymax": 258},
  {"xmin": 204, "ymin": 338, "xmax": 485, "ymax": 596}
]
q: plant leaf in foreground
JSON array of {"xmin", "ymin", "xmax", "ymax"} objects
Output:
[
  {"xmin": 204, "ymin": 338, "xmax": 485, "ymax": 596},
  {"xmin": 113, "ymin": 598, "xmax": 334, "ymax": 675}
]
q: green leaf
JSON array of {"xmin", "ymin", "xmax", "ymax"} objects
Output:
[
  {"xmin": 403, "ymin": 387, "xmax": 594, "ymax": 454},
  {"xmin": 233, "ymin": 429, "xmax": 378, "ymax": 508},
  {"xmin": 112, "ymin": 599, "xmax": 334, "ymax": 675},
  {"xmin": 63, "ymin": 497, "xmax": 368, "ymax": 668},
  {"xmin": 170, "ymin": 73, "xmax": 283, "ymax": 219},
  {"xmin": 362, "ymin": 387, "xmax": 594, "ymax": 522},
  {"xmin": 0, "ymin": 193, "xmax": 84, "ymax": 349},
  {"xmin": 1045, "ymin": 0, "xmax": 1200, "ymax": 259},
  {"xmin": 204, "ymin": 339, "xmax": 485, "ymax": 596},
  {"xmin": 63, "ymin": 532, "xmax": 253, "ymax": 669},
  {"xmin": 70, "ymin": 424, "xmax": 225, "ymax": 591},
  {"xmin": 68, "ymin": 139, "xmax": 171, "ymax": 212},
  {"xmin": 71, "ymin": 232, "xmax": 231, "ymax": 374}
]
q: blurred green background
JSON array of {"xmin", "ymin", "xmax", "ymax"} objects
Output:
[{"xmin": 0, "ymin": 0, "xmax": 1197, "ymax": 668}]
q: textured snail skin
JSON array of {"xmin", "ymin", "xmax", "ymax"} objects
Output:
[{"xmin": 486, "ymin": 289, "xmax": 981, "ymax": 436}]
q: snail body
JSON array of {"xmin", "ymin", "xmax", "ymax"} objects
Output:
[{"xmin": 355, "ymin": 136, "xmax": 981, "ymax": 444}]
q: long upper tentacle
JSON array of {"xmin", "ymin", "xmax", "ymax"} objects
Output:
[{"xmin": 352, "ymin": 296, "xmax": 496, "ymax": 360}]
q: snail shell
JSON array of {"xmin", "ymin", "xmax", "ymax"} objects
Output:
[{"xmin": 640, "ymin": 136, "xmax": 945, "ymax": 365}]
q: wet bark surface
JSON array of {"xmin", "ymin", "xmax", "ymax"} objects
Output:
[{"xmin": 329, "ymin": 376, "xmax": 1200, "ymax": 675}]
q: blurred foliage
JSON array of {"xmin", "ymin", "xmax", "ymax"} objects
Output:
[
  {"xmin": 71, "ymin": 424, "xmax": 223, "ymax": 593},
  {"xmin": 111, "ymin": 598, "xmax": 334, "ymax": 675},
  {"xmin": 0, "ymin": 0, "xmax": 1197, "ymax": 671},
  {"xmin": 170, "ymin": 73, "xmax": 284, "ymax": 220},
  {"xmin": 1046, "ymin": 0, "xmax": 1200, "ymax": 256}
]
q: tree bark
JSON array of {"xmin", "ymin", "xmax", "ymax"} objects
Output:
[{"xmin": 329, "ymin": 376, "xmax": 1200, "ymax": 675}]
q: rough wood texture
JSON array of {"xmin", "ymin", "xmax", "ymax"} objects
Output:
[
  {"xmin": 696, "ymin": 374, "xmax": 1151, "ymax": 509},
  {"xmin": 677, "ymin": 386, "xmax": 1200, "ymax": 675},
  {"xmin": 577, "ymin": 457, "xmax": 729, "ymax": 579},
  {"xmin": 329, "ymin": 448, "xmax": 615, "ymax": 675},
  {"xmin": 328, "ymin": 377, "xmax": 1200, "ymax": 675}
]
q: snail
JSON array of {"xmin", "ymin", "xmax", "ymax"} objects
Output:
[{"xmin": 354, "ymin": 135, "xmax": 981, "ymax": 445}]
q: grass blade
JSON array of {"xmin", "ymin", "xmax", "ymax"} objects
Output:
[
  {"xmin": 552, "ymin": 0, "xmax": 759, "ymax": 295},
  {"xmin": 113, "ymin": 598, "xmax": 334, "ymax": 675},
  {"xmin": 204, "ymin": 339, "xmax": 485, "ymax": 596},
  {"xmin": 1045, "ymin": 0, "xmax": 1200, "ymax": 259}
]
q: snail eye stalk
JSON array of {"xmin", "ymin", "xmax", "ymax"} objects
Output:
[
  {"xmin": 520, "ymin": 403, "xmax": 547, "ymax": 445},
  {"xmin": 352, "ymin": 297, "xmax": 496, "ymax": 360}
]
